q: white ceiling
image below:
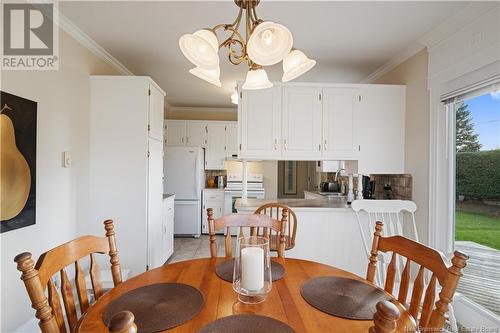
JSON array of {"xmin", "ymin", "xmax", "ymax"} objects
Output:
[{"xmin": 60, "ymin": 1, "xmax": 468, "ymax": 108}]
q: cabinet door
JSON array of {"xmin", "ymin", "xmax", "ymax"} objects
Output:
[
  {"xmin": 239, "ymin": 86, "xmax": 281, "ymax": 159},
  {"xmin": 148, "ymin": 85, "xmax": 165, "ymax": 140},
  {"xmin": 165, "ymin": 120, "xmax": 186, "ymax": 146},
  {"xmin": 205, "ymin": 122, "xmax": 226, "ymax": 170},
  {"xmin": 147, "ymin": 139, "xmax": 164, "ymax": 269},
  {"xmin": 186, "ymin": 121, "xmax": 207, "ymax": 147},
  {"xmin": 357, "ymin": 85, "xmax": 405, "ymax": 174},
  {"xmin": 282, "ymin": 86, "xmax": 322, "ymax": 159},
  {"xmin": 225, "ymin": 122, "xmax": 238, "ymax": 158},
  {"xmin": 322, "ymin": 87, "xmax": 360, "ymax": 159},
  {"xmin": 163, "ymin": 198, "xmax": 174, "ymax": 260}
]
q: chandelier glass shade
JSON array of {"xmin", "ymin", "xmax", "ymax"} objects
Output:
[
  {"xmin": 179, "ymin": 0, "xmax": 316, "ymax": 93},
  {"xmin": 282, "ymin": 49, "xmax": 317, "ymax": 82},
  {"xmin": 189, "ymin": 66, "xmax": 222, "ymax": 87}
]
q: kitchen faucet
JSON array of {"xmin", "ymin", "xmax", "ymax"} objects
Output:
[{"xmin": 334, "ymin": 168, "xmax": 345, "ymax": 182}]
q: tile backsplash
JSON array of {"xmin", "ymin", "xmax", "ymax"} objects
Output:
[
  {"xmin": 324, "ymin": 173, "xmax": 413, "ymax": 200},
  {"xmin": 370, "ymin": 174, "xmax": 412, "ymax": 200}
]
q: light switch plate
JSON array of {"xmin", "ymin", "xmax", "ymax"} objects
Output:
[{"xmin": 63, "ymin": 151, "xmax": 72, "ymax": 168}]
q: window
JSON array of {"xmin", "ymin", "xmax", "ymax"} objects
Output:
[{"xmin": 451, "ymin": 89, "xmax": 500, "ymax": 316}]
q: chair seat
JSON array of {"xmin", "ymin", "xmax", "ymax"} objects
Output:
[{"xmin": 269, "ymin": 234, "xmax": 294, "ymax": 251}]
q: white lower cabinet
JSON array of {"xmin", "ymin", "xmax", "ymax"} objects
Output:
[{"xmin": 202, "ymin": 189, "xmax": 224, "ymax": 233}]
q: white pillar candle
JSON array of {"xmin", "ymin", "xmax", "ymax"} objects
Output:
[{"xmin": 241, "ymin": 247, "xmax": 264, "ymax": 291}]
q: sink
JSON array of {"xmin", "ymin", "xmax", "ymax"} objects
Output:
[{"xmin": 319, "ymin": 192, "xmax": 346, "ymax": 197}]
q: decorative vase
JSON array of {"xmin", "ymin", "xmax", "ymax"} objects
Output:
[{"xmin": 232, "ymin": 236, "xmax": 272, "ymax": 304}]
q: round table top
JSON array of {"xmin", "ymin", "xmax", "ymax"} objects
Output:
[{"xmin": 76, "ymin": 258, "xmax": 416, "ymax": 333}]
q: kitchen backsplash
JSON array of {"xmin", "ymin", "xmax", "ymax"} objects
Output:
[
  {"xmin": 370, "ymin": 174, "xmax": 412, "ymax": 200},
  {"xmin": 205, "ymin": 170, "xmax": 226, "ymax": 187},
  {"xmin": 325, "ymin": 173, "xmax": 413, "ymax": 200}
]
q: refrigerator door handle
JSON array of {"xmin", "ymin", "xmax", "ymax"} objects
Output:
[{"xmin": 195, "ymin": 151, "xmax": 200, "ymax": 196}]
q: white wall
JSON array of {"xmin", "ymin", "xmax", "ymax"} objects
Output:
[
  {"xmin": 374, "ymin": 50, "xmax": 430, "ymax": 245},
  {"xmin": 426, "ymin": 3, "xmax": 500, "ymax": 253},
  {"xmin": 0, "ymin": 30, "xmax": 119, "ymax": 332}
]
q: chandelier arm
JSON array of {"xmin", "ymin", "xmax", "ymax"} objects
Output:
[
  {"xmin": 245, "ymin": 1, "xmax": 252, "ymax": 42},
  {"xmin": 251, "ymin": 6, "xmax": 259, "ymax": 24}
]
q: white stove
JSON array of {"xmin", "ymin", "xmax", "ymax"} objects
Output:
[{"xmin": 224, "ymin": 173, "xmax": 265, "ymax": 214}]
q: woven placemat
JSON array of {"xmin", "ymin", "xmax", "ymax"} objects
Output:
[
  {"xmin": 198, "ymin": 314, "xmax": 296, "ymax": 333},
  {"xmin": 215, "ymin": 258, "xmax": 285, "ymax": 282},
  {"xmin": 300, "ymin": 276, "xmax": 390, "ymax": 320},
  {"xmin": 103, "ymin": 283, "xmax": 203, "ymax": 332}
]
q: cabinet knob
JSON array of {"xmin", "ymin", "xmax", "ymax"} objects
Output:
[{"xmin": 324, "ymin": 139, "xmax": 328, "ymax": 151}]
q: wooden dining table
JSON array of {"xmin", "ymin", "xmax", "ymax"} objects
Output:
[{"xmin": 76, "ymin": 258, "xmax": 416, "ymax": 333}]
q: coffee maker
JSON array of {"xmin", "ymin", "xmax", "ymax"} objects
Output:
[{"xmin": 362, "ymin": 176, "xmax": 376, "ymax": 199}]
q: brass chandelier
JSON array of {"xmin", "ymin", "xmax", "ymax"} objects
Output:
[{"xmin": 179, "ymin": 0, "xmax": 316, "ymax": 91}]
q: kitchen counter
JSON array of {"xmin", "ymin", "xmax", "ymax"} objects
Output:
[
  {"xmin": 235, "ymin": 197, "xmax": 368, "ymax": 277},
  {"xmin": 235, "ymin": 197, "xmax": 351, "ymax": 212}
]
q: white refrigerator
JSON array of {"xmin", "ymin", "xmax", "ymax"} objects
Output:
[{"xmin": 164, "ymin": 146, "xmax": 204, "ymax": 236}]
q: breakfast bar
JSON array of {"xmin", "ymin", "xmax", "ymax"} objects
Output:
[{"xmin": 235, "ymin": 198, "xmax": 368, "ymax": 277}]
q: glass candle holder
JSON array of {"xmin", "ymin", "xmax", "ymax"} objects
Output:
[{"xmin": 232, "ymin": 236, "xmax": 272, "ymax": 304}]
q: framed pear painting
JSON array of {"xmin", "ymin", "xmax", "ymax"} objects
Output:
[{"xmin": 1, "ymin": 91, "xmax": 37, "ymax": 233}]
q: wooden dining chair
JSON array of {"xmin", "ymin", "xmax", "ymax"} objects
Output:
[
  {"xmin": 14, "ymin": 220, "xmax": 126, "ymax": 333},
  {"xmin": 253, "ymin": 203, "xmax": 297, "ymax": 252},
  {"xmin": 366, "ymin": 221, "xmax": 468, "ymax": 332},
  {"xmin": 207, "ymin": 208, "xmax": 286, "ymax": 258},
  {"xmin": 369, "ymin": 301, "xmax": 401, "ymax": 333}
]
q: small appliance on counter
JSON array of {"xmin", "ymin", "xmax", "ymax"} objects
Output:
[
  {"xmin": 216, "ymin": 175, "xmax": 225, "ymax": 188},
  {"xmin": 362, "ymin": 176, "xmax": 376, "ymax": 199}
]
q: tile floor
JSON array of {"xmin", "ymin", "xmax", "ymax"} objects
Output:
[{"xmin": 167, "ymin": 235, "xmax": 229, "ymax": 264}]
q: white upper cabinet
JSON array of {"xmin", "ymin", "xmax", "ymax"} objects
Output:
[
  {"xmin": 186, "ymin": 121, "xmax": 207, "ymax": 147},
  {"xmin": 282, "ymin": 86, "xmax": 323, "ymax": 159},
  {"xmin": 237, "ymin": 82, "xmax": 405, "ymax": 173},
  {"xmin": 148, "ymin": 85, "xmax": 165, "ymax": 141},
  {"xmin": 239, "ymin": 86, "xmax": 282, "ymax": 159},
  {"xmin": 225, "ymin": 122, "xmax": 238, "ymax": 158},
  {"xmin": 165, "ymin": 120, "xmax": 186, "ymax": 146},
  {"xmin": 205, "ymin": 122, "xmax": 227, "ymax": 170},
  {"xmin": 357, "ymin": 85, "xmax": 405, "ymax": 174},
  {"xmin": 322, "ymin": 87, "xmax": 360, "ymax": 159}
]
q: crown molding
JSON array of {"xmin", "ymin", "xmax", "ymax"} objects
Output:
[
  {"xmin": 360, "ymin": 42, "xmax": 425, "ymax": 83},
  {"xmin": 56, "ymin": 6, "xmax": 134, "ymax": 76},
  {"xmin": 360, "ymin": 2, "xmax": 497, "ymax": 84},
  {"xmin": 417, "ymin": 2, "xmax": 498, "ymax": 49}
]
